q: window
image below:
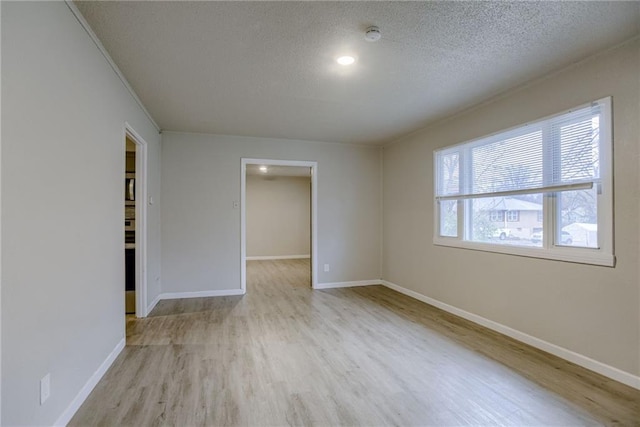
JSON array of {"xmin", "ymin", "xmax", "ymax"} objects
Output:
[
  {"xmin": 506, "ymin": 211, "xmax": 519, "ymax": 222},
  {"xmin": 490, "ymin": 211, "xmax": 505, "ymax": 222},
  {"xmin": 434, "ymin": 97, "xmax": 613, "ymax": 266}
]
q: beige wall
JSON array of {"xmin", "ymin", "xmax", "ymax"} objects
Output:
[
  {"xmin": 161, "ymin": 132, "xmax": 381, "ymax": 292},
  {"xmin": 247, "ymin": 175, "xmax": 310, "ymax": 258},
  {"xmin": 383, "ymin": 39, "xmax": 640, "ymax": 377},
  {"xmin": 1, "ymin": 3, "xmax": 162, "ymax": 425}
]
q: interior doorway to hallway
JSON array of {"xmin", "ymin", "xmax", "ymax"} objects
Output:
[
  {"xmin": 124, "ymin": 124, "xmax": 149, "ymax": 318},
  {"xmin": 240, "ymin": 158, "xmax": 318, "ymax": 293}
]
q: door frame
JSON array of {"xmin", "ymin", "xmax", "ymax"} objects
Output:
[
  {"xmin": 124, "ymin": 123, "xmax": 149, "ymax": 317},
  {"xmin": 240, "ymin": 158, "xmax": 318, "ymax": 292}
]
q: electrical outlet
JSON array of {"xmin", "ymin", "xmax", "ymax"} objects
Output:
[
  {"xmin": 324, "ymin": 264, "xmax": 330, "ymax": 272},
  {"xmin": 40, "ymin": 374, "xmax": 51, "ymax": 405}
]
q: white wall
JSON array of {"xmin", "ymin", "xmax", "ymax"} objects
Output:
[
  {"xmin": 161, "ymin": 132, "xmax": 381, "ymax": 292},
  {"xmin": 0, "ymin": 2, "xmax": 3, "ymax": 421},
  {"xmin": 1, "ymin": 2, "xmax": 162, "ymax": 425},
  {"xmin": 383, "ymin": 40, "xmax": 640, "ymax": 378},
  {"xmin": 146, "ymin": 132, "xmax": 162, "ymax": 306},
  {"xmin": 247, "ymin": 175, "xmax": 310, "ymax": 258}
]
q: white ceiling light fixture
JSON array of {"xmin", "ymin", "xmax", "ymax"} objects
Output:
[
  {"xmin": 336, "ymin": 55, "xmax": 355, "ymax": 66},
  {"xmin": 365, "ymin": 26, "xmax": 381, "ymax": 42},
  {"xmin": 259, "ymin": 165, "xmax": 268, "ymax": 173}
]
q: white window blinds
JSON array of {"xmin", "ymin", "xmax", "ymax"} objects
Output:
[{"xmin": 435, "ymin": 100, "xmax": 603, "ymax": 201}]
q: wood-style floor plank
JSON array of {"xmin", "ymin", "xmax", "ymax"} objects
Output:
[{"xmin": 70, "ymin": 259, "xmax": 640, "ymax": 426}]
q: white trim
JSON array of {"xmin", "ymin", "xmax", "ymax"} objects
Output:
[
  {"xmin": 159, "ymin": 289, "xmax": 245, "ymax": 300},
  {"xmin": 64, "ymin": 1, "xmax": 160, "ymax": 133},
  {"xmin": 381, "ymin": 280, "xmax": 640, "ymax": 390},
  {"xmin": 125, "ymin": 124, "xmax": 150, "ymax": 318},
  {"xmin": 597, "ymin": 97, "xmax": 614, "ymax": 259},
  {"xmin": 379, "ymin": 148, "xmax": 384, "ymax": 283},
  {"xmin": 246, "ymin": 255, "xmax": 310, "ymax": 261},
  {"xmin": 0, "ymin": 1, "xmax": 3, "ymax": 418},
  {"xmin": 435, "ymin": 181, "xmax": 593, "ymax": 202},
  {"xmin": 54, "ymin": 338, "xmax": 126, "ymax": 427},
  {"xmin": 241, "ymin": 158, "xmax": 318, "ymax": 291},
  {"xmin": 315, "ymin": 280, "xmax": 381, "ymax": 289},
  {"xmin": 433, "ymin": 238, "xmax": 615, "ymax": 267},
  {"xmin": 147, "ymin": 293, "xmax": 161, "ymax": 315}
]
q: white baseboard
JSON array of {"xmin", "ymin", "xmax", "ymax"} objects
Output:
[
  {"xmin": 381, "ymin": 280, "xmax": 640, "ymax": 391},
  {"xmin": 54, "ymin": 338, "xmax": 126, "ymax": 426},
  {"xmin": 246, "ymin": 255, "xmax": 310, "ymax": 261},
  {"xmin": 315, "ymin": 280, "xmax": 381, "ymax": 290},
  {"xmin": 147, "ymin": 293, "xmax": 161, "ymax": 315},
  {"xmin": 159, "ymin": 289, "xmax": 245, "ymax": 300},
  {"xmin": 146, "ymin": 289, "xmax": 244, "ymax": 310}
]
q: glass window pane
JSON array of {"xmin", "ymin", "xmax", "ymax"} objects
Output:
[
  {"xmin": 437, "ymin": 152, "xmax": 459, "ymax": 196},
  {"xmin": 469, "ymin": 195, "xmax": 543, "ymax": 247},
  {"xmin": 471, "ymin": 130, "xmax": 543, "ymax": 194},
  {"xmin": 559, "ymin": 116, "xmax": 600, "ymax": 183},
  {"xmin": 558, "ymin": 188, "xmax": 598, "ymax": 248},
  {"xmin": 439, "ymin": 200, "xmax": 457, "ymax": 237}
]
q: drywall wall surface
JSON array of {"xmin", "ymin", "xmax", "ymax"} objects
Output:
[
  {"xmin": 247, "ymin": 175, "xmax": 311, "ymax": 257},
  {"xmin": 146, "ymin": 130, "xmax": 162, "ymax": 309},
  {"xmin": 1, "ymin": 2, "xmax": 161, "ymax": 425},
  {"xmin": 0, "ymin": 2, "xmax": 3, "ymax": 422},
  {"xmin": 383, "ymin": 39, "xmax": 640, "ymax": 376},
  {"xmin": 161, "ymin": 133, "xmax": 380, "ymax": 292}
]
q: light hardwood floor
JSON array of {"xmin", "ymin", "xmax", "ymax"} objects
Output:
[{"xmin": 71, "ymin": 259, "xmax": 640, "ymax": 426}]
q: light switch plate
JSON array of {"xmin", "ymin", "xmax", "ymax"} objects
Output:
[{"xmin": 40, "ymin": 373, "xmax": 50, "ymax": 405}]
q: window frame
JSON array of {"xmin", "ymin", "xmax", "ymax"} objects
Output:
[{"xmin": 433, "ymin": 97, "xmax": 614, "ymax": 267}]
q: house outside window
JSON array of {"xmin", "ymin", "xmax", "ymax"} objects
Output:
[{"xmin": 477, "ymin": 198, "xmax": 541, "ymax": 240}]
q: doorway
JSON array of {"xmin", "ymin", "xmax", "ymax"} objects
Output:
[
  {"xmin": 241, "ymin": 158, "xmax": 318, "ymax": 292},
  {"xmin": 124, "ymin": 124, "xmax": 148, "ymax": 318},
  {"xmin": 125, "ymin": 137, "xmax": 136, "ymax": 314}
]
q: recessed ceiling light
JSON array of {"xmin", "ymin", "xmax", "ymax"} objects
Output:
[
  {"xmin": 336, "ymin": 56, "xmax": 355, "ymax": 66},
  {"xmin": 259, "ymin": 165, "xmax": 268, "ymax": 173}
]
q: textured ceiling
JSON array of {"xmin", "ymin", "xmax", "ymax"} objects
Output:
[{"xmin": 75, "ymin": 1, "xmax": 640, "ymax": 145}]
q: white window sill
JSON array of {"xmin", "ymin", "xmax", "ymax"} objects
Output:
[{"xmin": 433, "ymin": 237, "xmax": 615, "ymax": 267}]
